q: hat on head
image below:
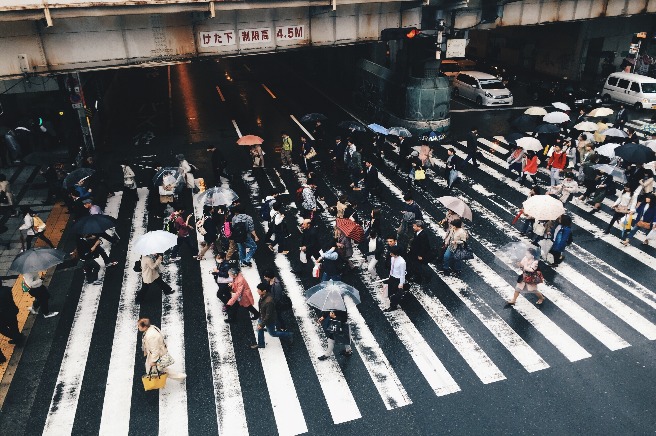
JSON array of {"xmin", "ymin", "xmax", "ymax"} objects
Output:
[{"xmin": 82, "ymin": 199, "xmax": 93, "ymax": 204}]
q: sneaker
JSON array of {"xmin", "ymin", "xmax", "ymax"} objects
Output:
[
  {"xmin": 383, "ymin": 307, "xmax": 398, "ymax": 312},
  {"xmin": 92, "ymin": 280, "xmax": 103, "ymax": 285},
  {"xmin": 28, "ymin": 306, "xmax": 39, "ymax": 315},
  {"xmin": 317, "ymin": 355, "xmax": 330, "ymax": 361},
  {"xmin": 106, "ymin": 261, "xmax": 118, "ymax": 267},
  {"xmin": 44, "ymin": 311, "xmax": 59, "ymax": 318},
  {"xmin": 170, "ymin": 256, "xmax": 181, "ymax": 261},
  {"xmin": 241, "ymin": 261, "xmax": 252, "ymax": 267}
]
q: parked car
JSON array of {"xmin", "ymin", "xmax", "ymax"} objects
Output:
[
  {"xmin": 531, "ymin": 79, "xmax": 602, "ymax": 109},
  {"xmin": 452, "ymin": 71, "xmax": 513, "ymax": 106},
  {"xmin": 475, "ymin": 60, "xmax": 517, "ymax": 87},
  {"xmin": 601, "ymin": 71, "xmax": 656, "ymax": 110}
]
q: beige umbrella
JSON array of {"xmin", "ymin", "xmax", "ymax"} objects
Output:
[
  {"xmin": 436, "ymin": 196, "xmax": 473, "ymax": 221},
  {"xmin": 587, "ymin": 107, "xmax": 614, "ymax": 117},
  {"xmin": 524, "ymin": 107, "xmax": 548, "ymax": 116},
  {"xmin": 516, "ymin": 137, "xmax": 543, "ymax": 151},
  {"xmin": 573, "ymin": 121, "xmax": 599, "ymax": 132},
  {"xmin": 522, "ymin": 195, "xmax": 566, "ymax": 221},
  {"xmin": 552, "ymin": 102, "xmax": 571, "ymax": 111}
]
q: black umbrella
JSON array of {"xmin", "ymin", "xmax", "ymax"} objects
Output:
[
  {"xmin": 71, "ymin": 214, "xmax": 117, "ymax": 235},
  {"xmin": 63, "ymin": 167, "xmax": 95, "ymax": 189},
  {"xmin": 505, "ymin": 132, "xmax": 525, "ymax": 145},
  {"xmin": 10, "ymin": 248, "xmax": 67, "ymax": 274},
  {"xmin": 300, "ymin": 113, "xmax": 328, "ymax": 123},
  {"xmin": 534, "ymin": 123, "xmax": 560, "ymax": 134},
  {"xmin": 511, "ymin": 115, "xmax": 539, "ymax": 132},
  {"xmin": 337, "ymin": 121, "xmax": 367, "ymax": 132},
  {"xmin": 614, "ymin": 143, "xmax": 656, "ymax": 164}
]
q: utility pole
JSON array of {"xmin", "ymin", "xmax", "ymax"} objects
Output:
[
  {"xmin": 436, "ymin": 18, "xmax": 445, "ymax": 61},
  {"xmin": 629, "ymin": 32, "xmax": 647, "ymax": 74},
  {"xmin": 67, "ymin": 72, "xmax": 95, "ymax": 154}
]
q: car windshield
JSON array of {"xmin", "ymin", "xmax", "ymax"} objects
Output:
[
  {"xmin": 441, "ymin": 64, "xmax": 460, "ymax": 73},
  {"xmin": 641, "ymin": 83, "xmax": 656, "ymax": 93},
  {"xmin": 479, "ymin": 80, "xmax": 505, "ymax": 89}
]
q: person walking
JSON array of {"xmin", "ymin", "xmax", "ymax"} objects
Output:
[
  {"xmin": 24, "ymin": 209, "xmax": 55, "ymax": 249},
  {"xmin": 138, "ymin": 318, "xmax": 186, "ymax": 381},
  {"xmin": 442, "ymin": 218, "xmax": 468, "ymax": 278},
  {"xmin": 266, "ymin": 207, "xmax": 290, "ymax": 254},
  {"xmin": 120, "ymin": 160, "xmax": 138, "ymax": 201},
  {"xmin": 360, "ymin": 159, "xmax": 380, "ymax": 202},
  {"xmin": 520, "ymin": 151, "xmax": 540, "ymax": 185},
  {"xmin": 212, "ymin": 252, "xmax": 233, "ymax": 311},
  {"xmin": 615, "ymin": 104, "xmax": 628, "ymax": 129},
  {"xmin": 250, "ymin": 283, "xmax": 293, "ymax": 349},
  {"xmin": 207, "ymin": 146, "xmax": 230, "ymax": 183},
  {"xmin": 170, "ymin": 209, "xmax": 197, "ymax": 260},
  {"xmin": 0, "ymin": 173, "xmax": 18, "ymax": 217},
  {"xmin": 605, "ymin": 185, "xmax": 635, "ymax": 234},
  {"xmin": 230, "ymin": 205, "xmax": 258, "ymax": 267},
  {"xmin": 299, "ymin": 179, "xmax": 317, "ymax": 220},
  {"xmin": 196, "ymin": 208, "xmax": 218, "ymax": 260},
  {"xmin": 176, "ymin": 154, "xmax": 195, "ymax": 190},
  {"xmin": 317, "ymin": 310, "xmax": 352, "ymax": 360},
  {"xmin": 262, "ymin": 269, "xmax": 291, "ymax": 331},
  {"xmin": 548, "ymin": 214, "xmax": 573, "ymax": 267},
  {"xmin": 316, "ymin": 241, "xmax": 341, "ymax": 282},
  {"xmin": 23, "ymin": 271, "xmax": 59, "ymax": 318},
  {"xmin": 546, "ymin": 144, "xmax": 567, "ymax": 186},
  {"xmin": 407, "ymin": 220, "xmax": 430, "ymax": 283},
  {"xmin": 445, "ymin": 148, "xmax": 460, "ymax": 189},
  {"xmin": 383, "ymin": 245, "xmax": 407, "ymax": 312},
  {"xmin": 463, "ymin": 127, "xmax": 480, "ymax": 167},
  {"xmin": 299, "ymin": 218, "xmax": 320, "ymax": 271},
  {"xmin": 280, "ymin": 131, "xmax": 293, "ymax": 169},
  {"xmin": 346, "ymin": 142, "xmax": 363, "ymax": 184},
  {"xmin": 0, "ymin": 279, "xmax": 25, "ymax": 347},
  {"xmin": 250, "ymin": 144, "xmax": 265, "ymax": 173},
  {"xmin": 136, "ymin": 254, "xmax": 174, "ymax": 303},
  {"xmin": 621, "ymin": 194, "xmax": 655, "ymax": 246},
  {"xmin": 507, "ymin": 248, "xmax": 546, "ymax": 305},
  {"xmin": 225, "ymin": 268, "xmax": 259, "ymax": 323}
]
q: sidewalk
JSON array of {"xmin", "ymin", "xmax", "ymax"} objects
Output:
[{"xmin": 0, "ymin": 163, "xmax": 65, "ymax": 404}]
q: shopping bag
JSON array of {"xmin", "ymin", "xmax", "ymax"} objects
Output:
[
  {"xmin": 312, "ymin": 263, "xmax": 321, "ymax": 278},
  {"xmin": 414, "ymin": 169, "xmax": 426, "ymax": 180},
  {"xmin": 142, "ymin": 368, "xmax": 168, "ymax": 391},
  {"xmin": 300, "ymin": 251, "xmax": 307, "ymax": 264},
  {"xmin": 156, "ymin": 353, "xmax": 175, "ymax": 369}
]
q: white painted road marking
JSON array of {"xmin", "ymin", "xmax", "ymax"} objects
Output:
[{"xmin": 232, "ymin": 119, "xmax": 242, "ymax": 138}]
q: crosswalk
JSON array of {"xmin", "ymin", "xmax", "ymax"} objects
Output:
[{"xmin": 31, "ymin": 124, "xmax": 656, "ymax": 435}]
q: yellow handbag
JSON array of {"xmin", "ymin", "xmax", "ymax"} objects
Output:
[
  {"xmin": 624, "ymin": 215, "xmax": 633, "ymax": 230},
  {"xmin": 142, "ymin": 368, "xmax": 168, "ymax": 391},
  {"xmin": 414, "ymin": 169, "xmax": 426, "ymax": 180}
]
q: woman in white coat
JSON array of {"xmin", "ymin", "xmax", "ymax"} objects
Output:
[
  {"xmin": 176, "ymin": 154, "xmax": 195, "ymax": 189},
  {"xmin": 138, "ymin": 318, "xmax": 186, "ymax": 381}
]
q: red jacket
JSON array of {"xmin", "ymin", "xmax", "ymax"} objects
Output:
[{"xmin": 547, "ymin": 151, "xmax": 567, "ymax": 170}]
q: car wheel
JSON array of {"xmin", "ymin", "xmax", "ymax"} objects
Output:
[
  {"xmin": 476, "ymin": 97, "xmax": 483, "ymax": 106},
  {"xmin": 602, "ymin": 94, "xmax": 611, "ymax": 103},
  {"xmin": 452, "ymin": 88, "xmax": 459, "ymax": 98},
  {"xmin": 634, "ymin": 101, "xmax": 643, "ymax": 111}
]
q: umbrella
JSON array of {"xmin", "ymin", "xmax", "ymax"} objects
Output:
[
  {"xmin": 306, "ymin": 280, "xmax": 361, "ymax": 312},
  {"xmin": 367, "ymin": 123, "xmax": 389, "ymax": 135},
  {"xmin": 388, "ymin": 127, "xmax": 412, "ymax": 137},
  {"xmin": 436, "ymin": 196, "xmax": 473, "ymax": 221},
  {"xmin": 522, "ymin": 195, "xmax": 566, "ymax": 221},
  {"xmin": 524, "ymin": 107, "xmax": 548, "ymax": 116},
  {"xmin": 593, "ymin": 164, "xmax": 627, "ymax": 183},
  {"xmin": 614, "ymin": 143, "xmax": 656, "ymax": 164},
  {"xmin": 511, "ymin": 115, "xmax": 539, "ymax": 132},
  {"xmin": 300, "ymin": 113, "xmax": 328, "ymax": 123},
  {"xmin": 63, "ymin": 168, "xmax": 95, "ymax": 189},
  {"xmin": 10, "ymin": 248, "xmax": 67, "ymax": 274},
  {"xmin": 153, "ymin": 167, "xmax": 184, "ymax": 187},
  {"xmin": 534, "ymin": 123, "xmax": 560, "ymax": 134},
  {"xmin": 71, "ymin": 214, "xmax": 117, "ymax": 235},
  {"xmin": 132, "ymin": 230, "xmax": 178, "ymax": 255},
  {"xmin": 595, "ymin": 143, "xmax": 621, "ymax": 158},
  {"xmin": 335, "ymin": 218, "xmax": 365, "ymax": 243},
  {"xmin": 236, "ymin": 135, "xmax": 264, "ymax": 146},
  {"xmin": 505, "ymin": 132, "xmax": 525, "ymax": 143},
  {"xmin": 587, "ymin": 107, "xmax": 614, "ymax": 117},
  {"xmin": 195, "ymin": 187, "xmax": 239, "ymax": 207},
  {"xmin": 552, "ymin": 102, "xmax": 570, "ymax": 111},
  {"xmin": 543, "ymin": 111, "xmax": 570, "ymax": 124},
  {"xmin": 573, "ymin": 121, "xmax": 599, "ymax": 132},
  {"xmin": 419, "ymin": 131, "xmax": 446, "ymax": 142},
  {"xmin": 515, "ymin": 137, "xmax": 543, "ymax": 151},
  {"xmin": 641, "ymin": 140, "xmax": 656, "ymax": 152},
  {"xmin": 642, "ymin": 123, "xmax": 656, "ymax": 135},
  {"xmin": 602, "ymin": 128, "xmax": 628, "ymax": 138},
  {"xmin": 494, "ymin": 242, "xmax": 541, "ymax": 271},
  {"xmin": 337, "ymin": 121, "xmax": 366, "ymax": 132},
  {"xmin": 23, "ymin": 151, "xmax": 69, "ymax": 166}
]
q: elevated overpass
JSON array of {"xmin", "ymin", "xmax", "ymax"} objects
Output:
[{"xmin": 1, "ymin": 0, "xmax": 654, "ymax": 78}]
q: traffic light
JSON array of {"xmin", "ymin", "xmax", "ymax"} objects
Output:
[{"xmin": 381, "ymin": 27, "xmax": 420, "ymax": 41}]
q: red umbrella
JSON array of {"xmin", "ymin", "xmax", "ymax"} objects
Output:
[
  {"xmin": 236, "ymin": 135, "xmax": 264, "ymax": 146},
  {"xmin": 336, "ymin": 218, "xmax": 365, "ymax": 243}
]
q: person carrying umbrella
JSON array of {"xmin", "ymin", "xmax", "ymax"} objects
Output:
[
  {"xmin": 507, "ymin": 247, "xmax": 546, "ymax": 306},
  {"xmin": 176, "ymin": 154, "xmax": 195, "ymax": 190},
  {"xmin": 442, "ymin": 218, "xmax": 468, "ymax": 278},
  {"xmin": 23, "ymin": 271, "xmax": 59, "ymax": 318},
  {"xmin": 317, "ymin": 309, "xmax": 352, "ymax": 360},
  {"xmin": 249, "ymin": 282, "xmax": 293, "ymax": 349},
  {"xmin": 136, "ymin": 253, "xmax": 174, "ymax": 303}
]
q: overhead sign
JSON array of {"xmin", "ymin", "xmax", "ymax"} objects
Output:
[
  {"xmin": 199, "ymin": 25, "xmax": 305, "ymax": 48},
  {"xmin": 445, "ymin": 39, "xmax": 467, "ymax": 58}
]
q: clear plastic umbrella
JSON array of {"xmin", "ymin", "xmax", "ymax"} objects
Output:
[
  {"xmin": 195, "ymin": 187, "xmax": 239, "ymax": 207},
  {"xmin": 306, "ymin": 280, "xmax": 361, "ymax": 312},
  {"xmin": 153, "ymin": 167, "xmax": 184, "ymax": 187},
  {"xmin": 367, "ymin": 123, "xmax": 389, "ymax": 135},
  {"xmin": 595, "ymin": 143, "xmax": 621, "ymax": 158},
  {"xmin": 593, "ymin": 164, "xmax": 627, "ymax": 183},
  {"xmin": 494, "ymin": 242, "xmax": 540, "ymax": 271},
  {"xmin": 602, "ymin": 128, "xmax": 628, "ymax": 138}
]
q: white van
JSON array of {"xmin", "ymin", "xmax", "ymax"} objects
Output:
[
  {"xmin": 601, "ymin": 72, "xmax": 656, "ymax": 110},
  {"xmin": 452, "ymin": 71, "xmax": 513, "ymax": 106}
]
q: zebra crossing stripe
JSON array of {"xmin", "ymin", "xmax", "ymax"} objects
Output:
[
  {"xmin": 443, "ymin": 142, "xmax": 656, "ymax": 269},
  {"xmin": 274, "ymin": 254, "xmax": 362, "ymax": 424},
  {"xmin": 97, "ymin": 188, "xmax": 148, "ymax": 436},
  {"xmin": 159, "ymin": 260, "xmax": 188, "ymax": 436},
  {"xmin": 478, "ymin": 137, "xmax": 510, "ymax": 155},
  {"xmin": 240, "ymin": 261, "xmax": 308, "ymax": 436},
  {"xmin": 42, "ymin": 192, "xmax": 123, "ymax": 436},
  {"xmin": 376, "ymin": 172, "xmax": 549, "ymax": 372}
]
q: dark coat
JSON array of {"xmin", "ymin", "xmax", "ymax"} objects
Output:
[
  {"xmin": 0, "ymin": 285, "xmax": 19, "ymax": 318},
  {"xmin": 466, "ymin": 131, "xmax": 479, "ymax": 153},
  {"xmin": 403, "ymin": 201, "xmax": 423, "ymax": 222},
  {"xmin": 363, "ymin": 165, "xmax": 379, "ymax": 191},
  {"xmin": 301, "ymin": 226, "xmax": 320, "ymax": 259},
  {"xmin": 635, "ymin": 202, "xmax": 656, "ymax": 228},
  {"xmin": 552, "ymin": 226, "xmax": 572, "ymax": 252},
  {"xmin": 408, "ymin": 230, "xmax": 430, "ymax": 263},
  {"xmin": 258, "ymin": 294, "xmax": 277, "ymax": 326}
]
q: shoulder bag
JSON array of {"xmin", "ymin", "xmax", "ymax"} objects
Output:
[
  {"xmin": 523, "ymin": 269, "xmax": 544, "ymax": 284},
  {"xmin": 305, "ymin": 148, "xmax": 317, "ymax": 160},
  {"xmin": 453, "ymin": 242, "xmax": 474, "ymax": 261}
]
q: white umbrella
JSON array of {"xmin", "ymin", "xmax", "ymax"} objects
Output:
[
  {"xmin": 593, "ymin": 164, "xmax": 627, "ymax": 183},
  {"xmin": 595, "ymin": 143, "xmax": 621, "ymax": 158},
  {"xmin": 573, "ymin": 121, "xmax": 599, "ymax": 132},
  {"xmin": 552, "ymin": 102, "xmax": 571, "ymax": 111},
  {"xmin": 543, "ymin": 111, "xmax": 570, "ymax": 124},
  {"xmin": 524, "ymin": 107, "xmax": 548, "ymax": 116},
  {"xmin": 602, "ymin": 128, "xmax": 628, "ymax": 138},
  {"xmin": 516, "ymin": 137, "xmax": 543, "ymax": 151},
  {"xmin": 195, "ymin": 187, "xmax": 239, "ymax": 207},
  {"xmin": 133, "ymin": 230, "xmax": 178, "ymax": 255},
  {"xmin": 641, "ymin": 140, "xmax": 656, "ymax": 152},
  {"xmin": 522, "ymin": 195, "xmax": 566, "ymax": 221},
  {"xmin": 587, "ymin": 107, "xmax": 614, "ymax": 117}
]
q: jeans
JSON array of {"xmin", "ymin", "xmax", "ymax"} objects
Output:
[
  {"xmin": 549, "ymin": 168, "xmax": 561, "ymax": 186},
  {"xmin": 321, "ymin": 272, "xmax": 341, "ymax": 282},
  {"xmin": 448, "ymin": 170, "xmax": 459, "ymax": 188},
  {"xmin": 257, "ymin": 322, "xmax": 293, "ymax": 347},
  {"xmin": 622, "ymin": 225, "xmax": 649, "ymax": 240},
  {"xmin": 443, "ymin": 247, "xmax": 462, "ymax": 272},
  {"xmin": 237, "ymin": 235, "xmax": 257, "ymax": 263}
]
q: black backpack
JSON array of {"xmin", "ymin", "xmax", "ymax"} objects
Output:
[{"xmin": 230, "ymin": 221, "xmax": 248, "ymax": 243}]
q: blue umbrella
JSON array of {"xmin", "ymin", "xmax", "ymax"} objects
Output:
[
  {"xmin": 368, "ymin": 123, "xmax": 389, "ymax": 135},
  {"xmin": 388, "ymin": 127, "xmax": 412, "ymax": 137}
]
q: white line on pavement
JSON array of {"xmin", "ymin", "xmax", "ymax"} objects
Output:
[
  {"xmin": 232, "ymin": 120, "xmax": 242, "ymax": 138},
  {"xmin": 290, "ymin": 115, "xmax": 315, "ymax": 141}
]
